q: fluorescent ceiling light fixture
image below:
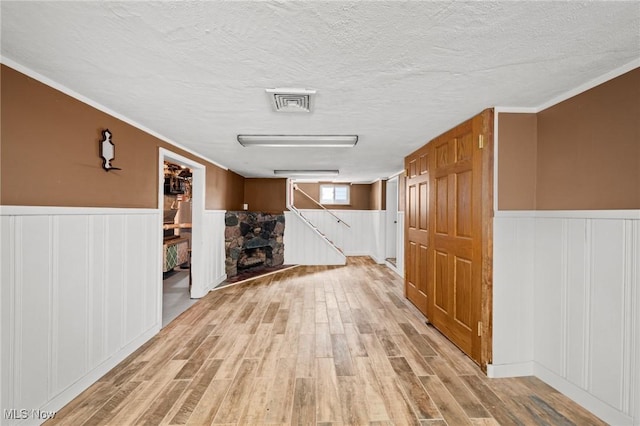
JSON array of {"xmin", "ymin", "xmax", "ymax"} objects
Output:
[
  {"xmin": 237, "ymin": 135, "xmax": 358, "ymax": 148},
  {"xmin": 273, "ymin": 170, "xmax": 339, "ymax": 176}
]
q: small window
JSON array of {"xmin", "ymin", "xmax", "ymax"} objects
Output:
[{"xmin": 320, "ymin": 184, "xmax": 350, "ymax": 205}]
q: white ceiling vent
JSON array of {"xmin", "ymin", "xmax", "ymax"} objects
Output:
[{"xmin": 266, "ymin": 88, "xmax": 316, "ymax": 113}]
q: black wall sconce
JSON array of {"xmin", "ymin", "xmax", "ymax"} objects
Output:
[{"xmin": 99, "ymin": 129, "xmax": 121, "ymax": 171}]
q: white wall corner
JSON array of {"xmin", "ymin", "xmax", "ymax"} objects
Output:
[{"xmin": 208, "ymin": 273, "xmax": 228, "ymax": 292}]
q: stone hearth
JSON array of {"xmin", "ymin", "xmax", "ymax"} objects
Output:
[{"xmin": 225, "ymin": 211, "xmax": 285, "ymax": 277}]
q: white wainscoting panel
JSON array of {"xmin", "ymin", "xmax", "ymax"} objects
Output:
[
  {"xmin": 296, "ymin": 209, "xmax": 386, "ymax": 262},
  {"xmin": 1, "ymin": 207, "xmax": 161, "ymax": 425},
  {"xmin": 368, "ymin": 210, "xmax": 386, "ymax": 263},
  {"xmin": 283, "ymin": 211, "xmax": 345, "ymax": 265},
  {"xmin": 490, "ymin": 215, "xmax": 535, "ymax": 375},
  {"xmin": 491, "ymin": 210, "xmax": 640, "ymax": 425},
  {"xmin": 203, "ymin": 210, "xmax": 227, "ymax": 291},
  {"xmin": 394, "ymin": 212, "xmax": 405, "ymax": 278}
]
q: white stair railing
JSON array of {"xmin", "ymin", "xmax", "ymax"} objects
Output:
[{"xmin": 285, "ymin": 180, "xmax": 346, "ymax": 258}]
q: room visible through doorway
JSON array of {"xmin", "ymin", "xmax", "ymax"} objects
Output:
[{"xmin": 161, "ymin": 160, "xmax": 196, "ymax": 326}]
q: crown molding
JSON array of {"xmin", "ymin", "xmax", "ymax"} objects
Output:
[
  {"xmin": 535, "ymin": 57, "xmax": 640, "ymax": 112},
  {"xmin": 1, "ymin": 56, "xmax": 229, "ymax": 171},
  {"xmin": 495, "ymin": 57, "xmax": 640, "ymax": 115}
]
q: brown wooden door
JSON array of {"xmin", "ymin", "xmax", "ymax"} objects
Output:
[
  {"xmin": 404, "ymin": 152, "xmax": 429, "ymax": 313},
  {"xmin": 428, "ymin": 114, "xmax": 486, "ymax": 363},
  {"xmin": 404, "ymin": 109, "xmax": 493, "ymax": 367}
]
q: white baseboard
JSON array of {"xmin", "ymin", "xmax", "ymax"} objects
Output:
[
  {"xmin": 208, "ymin": 273, "xmax": 227, "ymax": 291},
  {"xmin": 487, "ymin": 361, "xmax": 534, "ymax": 378},
  {"xmin": 534, "ymin": 363, "xmax": 634, "ymax": 426},
  {"xmin": 40, "ymin": 325, "xmax": 160, "ymax": 419},
  {"xmin": 385, "ymin": 261, "xmax": 402, "ymax": 277}
]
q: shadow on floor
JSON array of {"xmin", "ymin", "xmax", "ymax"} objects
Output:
[
  {"xmin": 219, "ymin": 264, "xmax": 296, "ymax": 287},
  {"xmin": 162, "ymin": 269, "xmax": 197, "ymax": 327}
]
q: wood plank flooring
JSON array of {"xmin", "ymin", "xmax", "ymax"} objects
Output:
[{"xmin": 47, "ymin": 257, "xmax": 605, "ymax": 425}]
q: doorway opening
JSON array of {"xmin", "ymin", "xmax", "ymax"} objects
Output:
[
  {"xmin": 161, "ymin": 161, "xmax": 195, "ymax": 326},
  {"xmin": 158, "ymin": 148, "xmax": 206, "ymax": 327},
  {"xmin": 385, "ymin": 175, "xmax": 400, "ymax": 272}
]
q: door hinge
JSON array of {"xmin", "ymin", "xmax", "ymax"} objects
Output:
[
  {"xmin": 478, "ymin": 134, "xmax": 485, "ymax": 149},
  {"xmin": 477, "ymin": 321, "xmax": 482, "ymax": 336}
]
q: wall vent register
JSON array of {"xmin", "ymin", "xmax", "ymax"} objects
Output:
[{"xmin": 266, "ymin": 88, "xmax": 316, "ymax": 113}]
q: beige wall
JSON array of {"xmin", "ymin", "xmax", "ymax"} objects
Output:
[
  {"xmin": 369, "ymin": 180, "xmax": 387, "ymax": 210},
  {"xmin": 536, "ymin": 68, "xmax": 639, "ymax": 210},
  {"xmin": 244, "ymin": 178, "xmax": 287, "ymax": 212},
  {"xmin": 1, "ymin": 65, "xmax": 245, "ymax": 210},
  {"xmin": 206, "ymin": 166, "xmax": 245, "ymax": 211},
  {"xmin": 498, "ymin": 67, "xmax": 640, "ymax": 210},
  {"xmin": 294, "ymin": 182, "xmax": 373, "ymax": 210},
  {"xmin": 497, "ymin": 113, "xmax": 538, "ymax": 210}
]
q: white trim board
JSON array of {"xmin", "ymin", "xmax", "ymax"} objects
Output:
[
  {"xmin": 535, "ymin": 58, "xmax": 640, "ymax": 112},
  {"xmin": 494, "ymin": 210, "xmax": 640, "ymax": 220},
  {"xmin": 495, "ymin": 58, "xmax": 640, "ymax": 115},
  {"xmin": 0, "ymin": 206, "xmax": 160, "ymax": 216},
  {"xmin": 487, "ymin": 361, "xmax": 534, "ymax": 378},
  {"xmin": 159, "ymin": 148, "xmax": 207, "ymax": 299}
]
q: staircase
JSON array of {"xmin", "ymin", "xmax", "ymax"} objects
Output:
[
  {"xmin": 284, "ymin": 180, "xmax": 347, "ymax": 265},
  {"xmin": 289, "ymin": 204, "xmax": 344, "ymax": 255}
]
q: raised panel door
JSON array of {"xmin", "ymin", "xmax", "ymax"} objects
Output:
[
  {"xmin": 405, "ymin": 151, "xmax": 429, "ymax": 313},
  {"xmin": 426, "ymin": 117, "xmax": 485, "ymax": 364}
]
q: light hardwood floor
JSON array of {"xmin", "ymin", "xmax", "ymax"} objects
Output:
[{"xmin": 47, "ymin": 257, "xmax": 605, "ymax": 425}]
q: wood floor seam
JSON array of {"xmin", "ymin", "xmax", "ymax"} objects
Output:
[{"xmin": 46, "ymin": 257, "xmax": 606, "ymax": 426}]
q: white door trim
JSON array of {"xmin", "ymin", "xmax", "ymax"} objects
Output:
[{"xmin": 158, "ymin": 148, "xmax": 207, "ymax": 312}]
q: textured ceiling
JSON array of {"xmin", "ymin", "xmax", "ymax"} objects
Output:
[{"xmin": 2, "ymin": 1, "xmax": 639, "ymax": 181}]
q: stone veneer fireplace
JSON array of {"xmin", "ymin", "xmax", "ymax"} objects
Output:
[{"xmin": 224, "ymin": 211, "xmax": 285, "ymax": 277}]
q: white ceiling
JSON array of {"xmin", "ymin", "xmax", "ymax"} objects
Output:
[{"xmin": 2, "ymin": 1, "xmax": 639, "ymax": 182}]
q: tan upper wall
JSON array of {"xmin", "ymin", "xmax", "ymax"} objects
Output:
[
  {"xmin": 497, "ymin": 113, "xmax": 537, "ymax": 210},
  {"xmin": 244, "ymin": 178, "xmax": 287, "ymax": 212},
  {"xmin": 369, "ymin": 180, "xmax": 387, "ymax": 210},
  {"xmin": 1, "ymin": 65, "xmax": 245, "ymax": 210},
  {"xmin": 206, "ymin": 166, "xmax": 245, "ymax": 211},
  {"xmin": 294, "ymin": 182, "xmax": 373, "ymax": 210},
  {"xmin": 536, "ymin": 68, "xmax": 640, "ymax": 210},
  {"xmin": 498, "ymin": 67, "xmax": 640, "ymax": 210}
]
